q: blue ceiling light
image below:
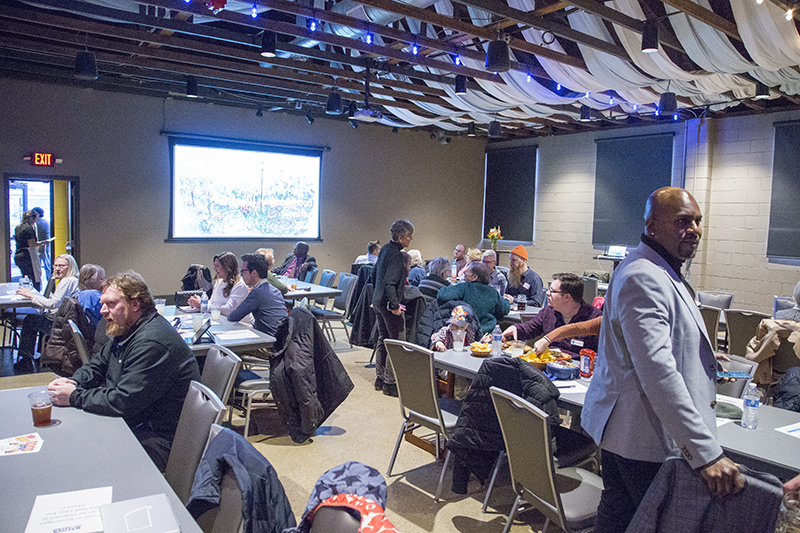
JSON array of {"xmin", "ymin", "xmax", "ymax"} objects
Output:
[
  {"xmin": 251, "ymin": 3, "xmax": 257, "ymax": 18},
  {"xmin": 673, "ymin": 113, "xmax": 679, "ymax": 121},
  {"xmin": 527, "ymin": 73, "xmax": 532, "ymax": 82},
  {"xmin": 365, "ymin": 32, "xmax": 373, "ymax": 44},
  {"xmin": 455, "ymin": 54, "xmax": 461, "ymax": 66},
  {"xmin": 609, "ymin": 96, "xmax": 614, "ymax": 105},
  {"xmin": 633, "ymin": 103, "xmax": 638, "ymax": 111},
  {"xmin": 308, "ymin": 18, "xmax": 317, "ymax": 32},
  {"xmin": 412, "ymin": 43, "xmax": 419, "ymax": 55},
  {"xmin": 556, "ymin": 83, "xmax": 561, "ymax": 91}
]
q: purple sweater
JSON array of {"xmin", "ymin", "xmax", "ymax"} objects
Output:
[{"xmin": 515, "ymin": 301, "xmax": 602, "ymax": 356}]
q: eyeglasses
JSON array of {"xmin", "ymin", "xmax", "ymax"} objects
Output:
[{"xmin": 547, "ymin": 289, "xmax": 565, "ymax": 294}]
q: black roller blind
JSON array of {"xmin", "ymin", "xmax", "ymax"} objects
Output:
[
  {"xmin": 483, "ymin": 145, "xmax": 537, "ymax": 242},
  {"xmin": 593, "ymin": 133, "xmax": 674, "ymax": 247},
  {"xmin": 767, "ymin": 122, "xmax": 800, "ymax": 259}
]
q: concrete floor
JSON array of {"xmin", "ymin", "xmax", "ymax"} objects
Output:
[{"xmin": 233, "ymin": 337, "xmax": 552, "ymax": 533}]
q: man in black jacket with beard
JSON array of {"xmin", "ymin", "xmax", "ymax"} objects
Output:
[{"xmin": 48, "ymin": 270, "xmax": 200, "ymax": 471}]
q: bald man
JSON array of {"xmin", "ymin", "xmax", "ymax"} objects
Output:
[{"xmin": 582, "ymin": 187, "xmax": 743, "ymax": 532}]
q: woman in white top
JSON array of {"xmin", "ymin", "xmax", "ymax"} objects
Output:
[
  {"xmin": 188, "ymin": 252, "xmax": 248, "ymax": 316},
  {"xmin": 16, "ymin": 254, "xmax": 80, "ymax": 370}
]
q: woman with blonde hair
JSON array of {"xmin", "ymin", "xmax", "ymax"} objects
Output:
[
  {"xmin": 407, "ymin": 249, "xmax": 426, "ymax": 286},
  {"xmin": 15, "ymin": 254, "xmax": 80, "ymax": 371},
  {"xmin": 189, "ymin": 252, "xmax": 248, "ymax": 316},
  {"xmin": 457, "ymin": 247, "xmax": 482, "ymax": 278}
]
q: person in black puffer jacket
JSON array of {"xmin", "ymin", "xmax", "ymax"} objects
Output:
[
  {"xmin": 773, "ymin": 367, "xmax": 800, "ymax": 413},
  {"xmin": 446, "ymin": 356, "xmax": 560, "ymax": 494}
]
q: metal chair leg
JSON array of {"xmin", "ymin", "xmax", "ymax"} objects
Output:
[
  {"xmin": 387, "ymin": 419, "xmax": 408, "ymax": 476},
  {"xmin": 243, "ymin": 393, "xmax": 254, "ymax": 438},
  {"xmin": 482, "ymin": 451, "xmax": 505, "ymax": 513},
  {"xmin": 502, "ymin": 493, "xmax": 522, "ymax": 533},
  {"xmin": 434, "ymin": 449, "xmax": 452, "ymax": 503}
]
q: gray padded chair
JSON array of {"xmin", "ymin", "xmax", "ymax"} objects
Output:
[
  {"xmin": 314, "ymin": 273, "xmax": 358, "ymax": 346},
  {"xmin": 228, "ymin": 355, "xmax": 273, "ymax": 439},
  {"xmin": 195, "ymin": 424, "xmax": 244, "ymax": 533},
  {"xmin": 200, "ymin": 345, "xmax": 241, "ymax": 406},
  {"xmin": 775, "ymin": 296, "xmax": 794, "ymax": 318},
  {"xmin": 717, "ymin": 354, "xmax": 758, "ymax": 399},
  {"xmin": 67, "ymin": 319, "xmax": 91, "ymax": 365},
  {"xmin": 490, "ymin": 387, "xmax": 603, "ymax": 533},
  {"xmin": 580, "ymin": 276, "xmax": 598, "ymax": 305},
  {"xmin": 313, "ymin": 269, "xmax": 337, "ymax": 308},
  {"xmin": 725, "ymin": 309, "xmax": 770, "ymax": 357},
  {"xmin": 304, "ymin": 267, "xmax": 319, "ymax": 284},
  {"xmin": 699, "ymin": 306, "xmax": 722, "ymax": 352},
  {"xmin": 698, "ymin": 291, "xmax": 734, "ymax": 349},
  {"xmin": 384, "ymin": 339, "xmax": 458, "ymax": 503},
  {"xmin": 164, "ymin": 381, "xmax": 226, "ymax": 504}
]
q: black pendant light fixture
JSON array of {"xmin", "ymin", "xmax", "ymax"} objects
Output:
[
  {"xmin": 455, "ymin": 74, "xmax": 467, "ymax": 95},
  {"xmin": 641, "ymin": 22, "xmax": 659, "ymax": 54},
  {"xmin": 485, "ymin": 36, "xmax": 510, "ymax": 73},
  {"xmin": 755, "ymin": 82, "xmax": 770, "ymax": 99},
  {"xmin": 74, "ymin": 50, "xmax": 98, "ymax": 80},
  {"xmin": 261, "ymin": 31, "xmax": 277, "ymax": 58},
  {"xmin": 580, "ymin": 104, "xmax": 591, "ymax": 121},
  {"xmin": 467, "ymin": 122, "xmax": 476, "ymax": 137},
  {"xmin": 326, "ymin": 91, "xmax": 342, "ymax": 114},
  {"xmin": 659, "ymin": 91, "xmax": 677, "ymax": 115},
  {"xmin": 186, "ymin": 77, "xmax": 199, "ymax": 98},
  {"xmin": 488, "ymin": 120, "xmax": 502, "ymax": 137}
]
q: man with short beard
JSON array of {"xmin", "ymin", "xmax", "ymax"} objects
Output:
[
  {"xmin": 503, "ymin": 244, "xmax": 544, "ymax": 307},
  {"xmin": 48, "ymin": 270, "xmax": 200, "ymax": 472}
]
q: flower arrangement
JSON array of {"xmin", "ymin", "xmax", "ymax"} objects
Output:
[{"xmin": 487, "ymin": 226, "xmax": 503, "ymax": 250}]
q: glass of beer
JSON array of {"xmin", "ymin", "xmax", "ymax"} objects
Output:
[
  {"xmin": 516, "ymin": 294, "xmax": 527, "ymax": 311},
  {"xmin": 28, "ymin": 390, "xmax": 52, "ymax": 427},
  {"xmin": 777, "ymin": 491, "xmax": 800, "ymax": 533}
]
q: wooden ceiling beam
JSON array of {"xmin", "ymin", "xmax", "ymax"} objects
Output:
[
  {"xmin": 452, "ymin": 0, "xmax": 631, "ymax": 61},
  {"xmin": 352, "ymin": 0, "xmax": 588, "ymax": 70},
  {"xmin": 654, "ymin": 0, "xmax": 741, "ymax": 41}
]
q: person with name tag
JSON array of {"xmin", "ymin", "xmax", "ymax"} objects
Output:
[
  {"xmin": 503, "ymin": 244, "xmax": 544, "ymax": 307},
  {"xmin": 502, "ymin": 272, "xmax": 602, "ymax": 356}
]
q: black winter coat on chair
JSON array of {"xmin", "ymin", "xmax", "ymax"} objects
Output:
[{"xmin": 270, "ymin": 307, "xmax": 355, "ymax": 443}]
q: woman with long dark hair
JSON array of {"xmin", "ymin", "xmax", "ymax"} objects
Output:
[{"xmin": 189, "ymin": 252, "xmax": 248, "ymax": 316}]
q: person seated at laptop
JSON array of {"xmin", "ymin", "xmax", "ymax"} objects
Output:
[
  {"xmin": 229, "ymin": 253, "xmax": 288, "ymax": 336},
  {"xmin": 273, "ymin": 241, "xmax": 317, "ymax": 279},
  {"xmin": 188, "ymin": 252, "xmax": 249, "ymax": 316},
  {"xmin": 502, "ymin": 273, "xmax": 602, "ymax": 356},
  {"xmin": 355, "ymin": 240, "xmax": 381, "ymax": 265},
  {"xmin": 503, "ymin": 245, "xmax": 544, "ymax": 307},
  {"xmin": 47, "ymin": 270, "xmax": 200, "ymax": 471}
]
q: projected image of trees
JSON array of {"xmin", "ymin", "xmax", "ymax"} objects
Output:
[{"xmin": 172, "ymin": 143, "xmax": 321, "ymax": 239}]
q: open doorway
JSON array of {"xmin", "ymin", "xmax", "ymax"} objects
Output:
[{"xmin": 5, "ymin": 174, "xmax": 78, "ymax": 285}]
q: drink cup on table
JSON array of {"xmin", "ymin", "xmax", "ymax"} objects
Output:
[
  {"xmin": 210, "ymin": 305, "xmax": 221, "ymax": 322},
  {"xmin": 777, "ymin": 491, "xmax": 800, "ymax": 533},
  {"xmin": 289, "ymin": 282, "xmax": 297, "ymax": 291},
  {"xmin": 28, "ymin": 390, "xmax": 52, "ymax": 427},
  {"xmin": 510, "ymin": 340, "xmax": 525, "ymax": 357},
  {"xmin": 452, "ymin": 329, "xmax": 466, "ymax": 351},
  {"xmin": 192, "ymin": 314, "xmax": 204, "ymax": 332},
  {"xmin": 516, "ymin": 294, "xmax": 527, "ymax": 311},
  {"xmin": 154, "ymin": 298, "xmax": 166, "ymax": 315}
]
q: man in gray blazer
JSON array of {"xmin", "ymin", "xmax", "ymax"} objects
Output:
[{"xmin": 582, "ymin": 187, "xmax": 744, "ymax": 532}]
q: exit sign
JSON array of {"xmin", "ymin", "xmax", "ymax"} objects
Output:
[
  {"xmin": 33, "ymin": 153, "xmax": 53, "ymax": 166},
  {"xmin": 23, "ymin": 153, "xmax": 61, "ymax": 166}
]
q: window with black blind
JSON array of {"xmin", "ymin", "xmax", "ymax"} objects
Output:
[
  {"xmin": 483, "ymin": 144, "xmax": 537, "ymax": 242},
  {"xmin": 767, "ymin": 122, "xmax": 800, "ymax": 259},
  {"xmin": 592, "ymin": 133, "xmax": 674, "ymax": 247}
]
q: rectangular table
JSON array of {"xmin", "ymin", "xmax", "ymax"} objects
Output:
[
  {"xmin": 163, "ymin": 306, "xmax": 276, "ymax": 354},
  {"xmin": 432, "ymin": 350, "xmax": 800, "ymax": 480},
  {"xmin": 0, "ymin": 386, "xmax": 202, "ymax": 532},
  {"xmin": 281, "ymin": 279, "xmax": 341, "ymax": 301}
]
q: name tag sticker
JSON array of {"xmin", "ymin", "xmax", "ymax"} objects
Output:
[
  {"xmin": 522, "ymin": 282, "xmax": 530, "ymax": 290},
  {"xmin": 571, "ymin": 339, "xmax": 585, "ymax": 347}
]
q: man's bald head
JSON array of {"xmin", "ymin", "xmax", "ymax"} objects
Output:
[{"xmin": 644, "ymin": 187, "xmax": 703, "ymax": 261}]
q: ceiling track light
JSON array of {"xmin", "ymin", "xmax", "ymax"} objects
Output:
[
  {"xmin": 485, "ymin": 37, "xmax": 510, "ymax": 73},
  {"xmin": 454, "ymin": 74, "xmax": 467, "ymax": 95},
  {"xmin": 347, "ymin": 101, "xmax": 358, "ymax": 119},
  {"xmin": 261, "ymin": 31, "xmax": 277, "ymax": 58},
  {"xmin": 488, "ymin": 120, "xmax": 502, "ymax": 137},
  {"xmin": 74, "ymin": 50, "xmax": 98, "ymax": 80},
  {"xmin": 641, "ymin": 21, "xmax": 659, "ymax": 53},
  {"xmin": 467, "ymin": 122, "xmax": 476, "ymax": 137},
  {"xmin": 659, "ymin": 91, "xmax": 677, "ymax": 115},
  {"xmin": 755, "ymin": 81, "xmax": 770, "ymax": 99},
  {"xmin": 326, "ymin": 91, "xmax": 342, "ymax": 114},
  {"xmin": 186, "ymin": 76, "xmax": 199, "ymax": 98},
  {"xmin": 579, "ymin": 104, "xmax": 591, "ymax": 121}
]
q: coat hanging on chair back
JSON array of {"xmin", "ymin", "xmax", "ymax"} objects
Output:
[
  {"xmin": 181, "ymin": 264, "xmax": 213, "ymax": 295},
  {"xmin": 41, "ymin": 297, "xmax": 94, "ymax": 377}
]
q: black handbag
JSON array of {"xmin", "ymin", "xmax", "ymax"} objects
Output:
[{"xmin": 174, "ymin": 290, "xmax": 203, "ymax": 307}]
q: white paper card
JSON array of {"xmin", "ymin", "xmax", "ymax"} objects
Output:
[
  {"xmin": 775, "ymin": 421, "xmax": 800, "ymax": 440},
  {"xmin": 25, "ymin": 486, "xmax": 112, "ymax": 533},
  {"xmin": 214, "ymin": 330, "xmax": 261, "ymax": 340}
]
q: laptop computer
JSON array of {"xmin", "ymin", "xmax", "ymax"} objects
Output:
[{"xmin": 606, "ymin": 245, "xmax": 627, "ymax": 258}]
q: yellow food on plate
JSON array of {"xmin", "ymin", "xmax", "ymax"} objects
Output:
[
  {"xmin": 470, "ymin": 342, "xmax": 492, "ymax": 355},
  {"xmin": 520, "ymin": 349, "xmax": 561, "ymax": 364}
]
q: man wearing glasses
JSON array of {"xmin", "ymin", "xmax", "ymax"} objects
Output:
[
  {"xmin": 228, "ymin": 253, "xmax": 287, "ymax": 335},
  {"xmin": 481, "ymin": 250, "xmax": 507, "ymax": 296},
  {"xmin": 501, "ymin": 272, "xmax": 602, "ymax": 356}
]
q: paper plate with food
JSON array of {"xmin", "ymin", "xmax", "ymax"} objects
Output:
[
  {"xmin": 469, "ymin": 342, "xmax": 493, "ymax": 357},
  {"xmin": 518, "ymin": 348, "xmax": 571, "ymax": 369}
]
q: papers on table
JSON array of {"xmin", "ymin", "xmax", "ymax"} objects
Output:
[
  {"xmin": 775, "ymin": 421, "xmax": 800, "ymax": 440},
  {"xmin": 555, "ymin": 380, "xmax": 589, "ymax": 394},
  {"xmin": 214, "ymin": 330, "xmax": 262, "ymax": 341},
  {"xmin": 25, "ymin": 486, "xmax": 112, "ymax": 533},
  {"xmin": 1, "ymin": 433, "xmax": 44, "ymax": 455},
  {"xmin": 100, "ymin": 493, "xmax": 180, "ymax": 533},
  {"xmin": 0, "ymin": 294, "xmax": 29, "ymax": 301}
]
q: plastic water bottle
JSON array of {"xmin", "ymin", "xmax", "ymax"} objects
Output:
[
  {"xmin": 18, "ymin": 276, "xmax": 25, "ymax": 290},
  {"xmin": 200, "ymin": 292, "xmax": 209, "ymax": 314},
  {"xmin": 451, "ymin": 259, "xmax": 458, "ymax": 279},
  {"xmin": 742, "ymin": 384, "xmax": 760, "ymax": 430},
  {"xmin": 491, "ymin": 325, "xmax": 502, "ymax": 355},
  {"xmin": 22, "ymin": 275, "xmax": 30, "ymax": 290}
]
